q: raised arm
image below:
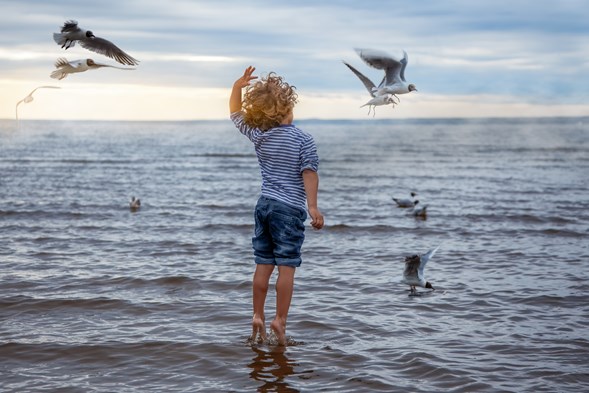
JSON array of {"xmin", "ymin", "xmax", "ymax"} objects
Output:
[
  {"xmin": 229, "ymin": 66, "xmax": 257, "ymax": 114},
  {"xmin": 302, "ymin": 169, "xmax": 324, "ymax": 230}
]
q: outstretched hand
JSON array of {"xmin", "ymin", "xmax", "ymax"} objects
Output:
[
  {"xmin": 234, "ymin": 66, "xmax": 257, "ymax": 89},
  {"xmin": 230, "ymin": 66, "xmax": 258, "ymax": 113}
]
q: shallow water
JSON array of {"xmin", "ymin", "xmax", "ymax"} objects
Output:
[{"xmin": 1, "ymin": 117, "xmax": 588, "ymax": 392}]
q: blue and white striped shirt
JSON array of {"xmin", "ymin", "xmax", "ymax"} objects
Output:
[{"xmin": 231, "ymin": 111, "xmax": 319, "ymax": 211}]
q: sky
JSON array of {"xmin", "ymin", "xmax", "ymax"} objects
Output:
[{"xmin": 1, "ymin": 0, "xmax": 588, "ymax": 120}]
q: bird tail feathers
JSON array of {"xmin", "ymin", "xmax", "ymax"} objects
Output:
[{"xmin": 53, "ymin": 33, "xmax": 75, "ymax": 48}]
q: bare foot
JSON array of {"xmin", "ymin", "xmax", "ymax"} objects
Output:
[
  {"xmin": 251, "ymin": 315, "xmax": 266, "ymax": 343},
  {"xmin": 270, "ymin": 319, "xmax": 287, "ymax": 346}
]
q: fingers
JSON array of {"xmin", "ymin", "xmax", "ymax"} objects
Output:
[
  {"xmin": 311, "ymin": 214, "xmax": 324, "ymax": 230},
  {"xmin": 244, "ymin": 65, "xmax": 256, "ymax": 76},
  {"xmin": 243, "ymin": 65, "xmax": 257, "ymax": 83}
]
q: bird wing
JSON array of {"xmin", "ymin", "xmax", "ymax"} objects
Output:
[
  {"xmin": 80, "ymin": 37, "xmax": 139, "ymax": 66},
  {"xmin": 90, "ymin": 61, "xmax": 137, "ymax": 70},
  {"xmin": 51, "ymin": 59, "xmax": 78, "ymax": 79},
  {"xmin": 399, "ymin": 51, "xmax": 408, "ymax": 82},
  {"xmin": 403, "ymin": 255, "xmax": 421, "ymax": 278},
  {"xmin": 54, "ymin": 57, "xmax": 72, "ymax": 68},
  {"xmin": 343, "ymin": 61, "xmax": 376, "ymax": 97},
  {"xmin": 355, "ymin": 48, "xmax": 404, "ymax": 85},
  {"xmin": 33, "ymin": 86, "xmax": 61, "ymax": 91},
  {"xmin": 60, "ymin": 20, "xmax": 80, "ymax": 33},
  {"xmin": 418, "ymin": 245, "xmax": 440, "ymax": 274}
]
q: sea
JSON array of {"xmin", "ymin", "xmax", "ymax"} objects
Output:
[{"xmin": 1, "ymin": 117, "xmax": 588, "ymax": 392}]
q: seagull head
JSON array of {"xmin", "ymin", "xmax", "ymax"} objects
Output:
[
  {"xmin": 408, "ymin": 84, "xmax": 417, "ymax": 92},
  {"xmin": 86, "ymin": 30, "xmax": 95, "ymax": 39},
  {"xmin": 425, "ymin": 282, "xmax": 434, "ymax": 290}
]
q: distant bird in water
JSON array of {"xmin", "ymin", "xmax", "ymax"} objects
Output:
[
  {"xmin": 401, "ymin": 245, "xmax": 440, "ymax": 294},
  {"xmin": 130, "ymin": 196, "xmax": 141, "ymax": 211},
  {"xmin": 15, "ymin": 86, "xmax": 61, "ymax": 122},
  {"xmin": 53, "ymin": 20, "xmax": 139, "ymax": 66},
  {"xmin": 50, "ymin": 57, "xmax": 136, "ymax": 80},
  {"xmin": 393, "ymin": 192, "xmax": 418, "ymax": 208},
  {"xmin": 412, "ymin": 203, "xmax": 428, "ymax": 219}
]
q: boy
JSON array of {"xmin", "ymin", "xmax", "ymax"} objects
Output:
[{"xmin": 229, "ymin": 66, "xmax": 324, "ymax": 345}]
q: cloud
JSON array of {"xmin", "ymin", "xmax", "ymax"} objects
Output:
[{"xmin": 0, "ymin": 0, "xmax": 587, "ymax": 120}]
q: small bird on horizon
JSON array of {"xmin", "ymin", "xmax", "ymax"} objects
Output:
[
  {"xmin": 354, "ymin": 48, "xmax": 417, "ymax": 97},
  {"xmin": 15, "ymin": 86, "xmax": 61, "ymax": 122},
  {"xmin": 401, "ymin": 245, "xmax": 440, "ymax": 294},
  {"xmin": 50, "ymin": 57, "xmax": 136, "ymax": 80},
  {"xmin": 53, "ymin": 20, "xmax": 139, "ymax": 66},
  {"xmin": 130, "ymin": 196, "xmax": 141, "ymax": 211}
]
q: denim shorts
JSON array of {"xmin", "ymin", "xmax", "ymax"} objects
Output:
[{"xmin": 252, "ymin": 196, "xmax": 307, "ymax": 267}]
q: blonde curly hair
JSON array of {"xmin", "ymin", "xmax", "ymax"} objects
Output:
[{"xmin": 242, "ymin": 72, "xmax": 298, "ymax": 131}]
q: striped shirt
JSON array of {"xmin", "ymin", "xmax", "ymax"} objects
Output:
[{"xmin": 231, "ymin": 111, "xmax": 319, "ymax": 211}]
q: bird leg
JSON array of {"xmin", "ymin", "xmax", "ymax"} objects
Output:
[{"xmin": 62, "ymin": 40, "xmax": 74, "ymax": 50}]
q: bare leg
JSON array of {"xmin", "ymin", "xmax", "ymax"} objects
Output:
[
  {"xmin": 270, "ymin": 266, "xmax": 296, "ymax": 346},
  {"xmin": 251, "ymin": 264, "xmax": 275, "ymax": 343}
]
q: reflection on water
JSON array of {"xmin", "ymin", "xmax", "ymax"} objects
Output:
[{"xmin": 248, "ymin": 345, "xmax": 304, "ymax": 393}]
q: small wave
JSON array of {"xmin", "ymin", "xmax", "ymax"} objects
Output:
[{"xmin": 0, "ymin": 296, "xmax": 139, "ymax": 312}]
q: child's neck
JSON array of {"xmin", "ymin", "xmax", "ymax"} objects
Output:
[{"xmin": 281, "ymin": 112, "xmax": 294, "ymax": 125}]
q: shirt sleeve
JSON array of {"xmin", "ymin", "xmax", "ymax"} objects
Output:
[
  {"xmin": 230, "ymin": 111, "xmax": 261, "ymax": 143},
  {"xmin": 300, "ymin": 134, "xmax": 319, "ymax": 173}
]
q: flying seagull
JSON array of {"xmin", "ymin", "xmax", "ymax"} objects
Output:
[
  {"xmin": 53, "ymin": 20, "xmax": 139, "ymax": 66},
  {"xmin": 50, "ymin": 57, "xmax": 136, "ymax": 80},
  {"xmin": 15, "ymin": 86, "xmax": 61, "ymax": 122},
  {"xmin": 402, "ymin": 245, "xmax": 440, "ymax": 294},
  {"xmin": 354, "ymin": 48, "xmax": 417, "ymax": 97},
  {"xmin": 343, "ymin": 61, "xmax": 398, "ymax": 116}
]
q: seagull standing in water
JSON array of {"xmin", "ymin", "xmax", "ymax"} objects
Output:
[
  {"xmin": 53, "ymin": 20, "xmax": 139, "ymax": 66},
  {"xmin": 402, "ymin": 245, "xmax": 440, "ymax": 294},
  {"xmin": 343, "ymin": 61, "xmax": 398, "ymax": 116},
  {"xmin": 354, "ymin": 48, "xmax": 417, "ymax": 97},
  {"xmin": 15, "ymin": 86, "xmax": 61, "ymax": 122},
  {"xmin": 50, "ymin": 57, "xmax": 136, "ymax": 80},
  {"xmin": 130, "ymin": 196, "xmax": 141, "ymax": 212},
  {"xmin": 412, "ymin": 203, "xmax": 428, "ymax": 219}
]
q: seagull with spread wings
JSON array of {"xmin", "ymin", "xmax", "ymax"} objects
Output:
[
  {"xmin": 343, "ymin": 61, "xmax": 398, "ymax": 116},
  {"xmin": 53, "ymin": 20, "xmax": 139, "ymax": 66},
  {"xmin": 16, "ymin": 86, "xmax": 61, "ymax": 122},
  {"xmin": 401, "ymin": 245, "xmax": 440, "ymax": 294},
  {"xmin": 50, "ymin": 57, "xmax": 136, "ymax": 80},
  {"xmin": 354, "ymin": 48, "xmax": 417, "ymax": 97}
]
